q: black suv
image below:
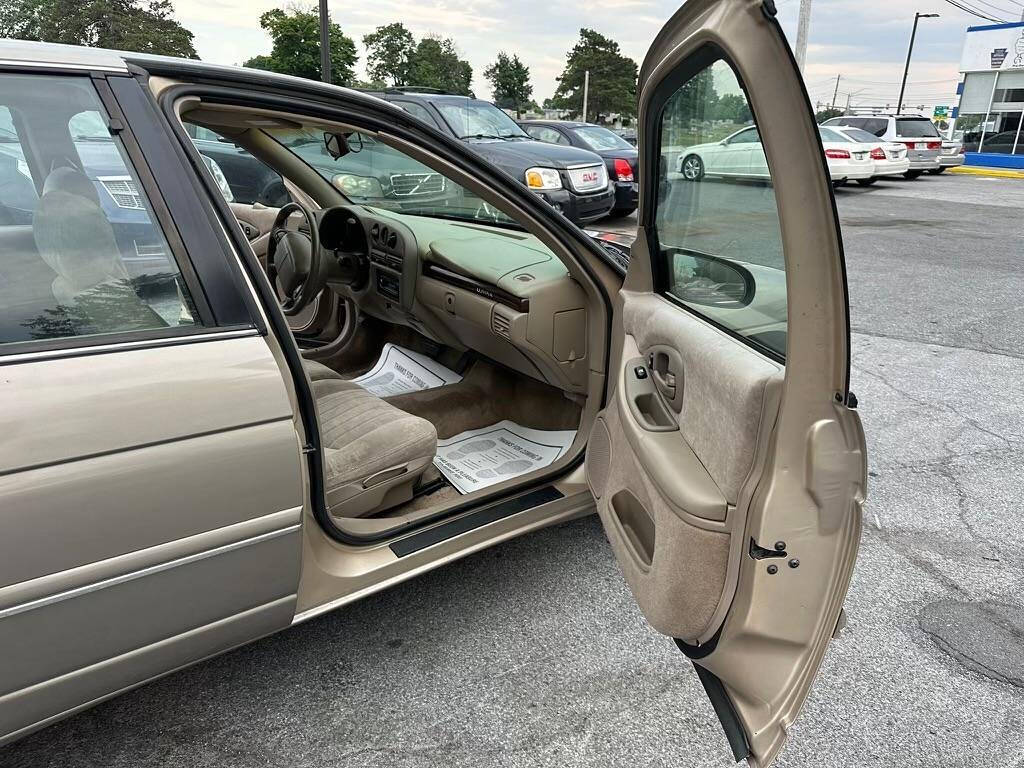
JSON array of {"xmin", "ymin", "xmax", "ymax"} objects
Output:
[{"xmin": 373, "ymin": 90, "xmax": 616, "ymax": 225}]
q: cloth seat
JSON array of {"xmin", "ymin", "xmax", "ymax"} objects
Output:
[
  {"xmin": 314, "ymin": 378, "xmax": 437, "ymax": 517},
  {"xmin": 303, "ymin": 359, "xmax": 344, "ymax": 382}
]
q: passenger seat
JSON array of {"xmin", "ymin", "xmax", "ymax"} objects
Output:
[{"xmin": 313, "ymin": 378, "xmax": 437, "ymax": 518}]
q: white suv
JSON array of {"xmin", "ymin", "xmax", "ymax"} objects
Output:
[{"xmin": 822, "ymin": 114, "xmax": 942, "ymax": 178}]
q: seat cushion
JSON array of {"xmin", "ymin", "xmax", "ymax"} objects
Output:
[
  {"xmin": 314, "ymin": 378, "xmax": 437, "ymax": 516},
  {"xmin": 303, "ymin": 359, "xmax": 343, "ymax": 382}
]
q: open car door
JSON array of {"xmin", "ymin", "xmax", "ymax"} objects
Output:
[{"xmin": 584, "ymin": 0, "xmax": 866, "ymax": 764}]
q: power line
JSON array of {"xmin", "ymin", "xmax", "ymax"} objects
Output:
[
  {"xmin": 939, "ymin": 0, "xmax": 1005, "ymax": 22},
  {"xmin": 966, "ymin": 0, "xmax": 1020, "ymax": 17}
]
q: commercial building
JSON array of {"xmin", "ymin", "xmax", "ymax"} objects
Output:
[{"xmin": 955, "ymin": 21, "xmax": 1024, "ymax": 168}]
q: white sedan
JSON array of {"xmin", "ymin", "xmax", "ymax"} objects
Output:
[
  {"xmin": 826, "ymin": 125, "xmax": 910, "ymax": 184},
  {"xmin": 676, "ymin": 125, "xmax": 874, "ymax": 184}
]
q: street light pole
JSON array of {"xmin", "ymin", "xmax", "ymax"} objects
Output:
[
  {"xmin": 319, "ymin": 0, "xmax": 331, "ymax": 84},
  {"xmin": 897, "ymin": 12, "xmax": 939, "ymax": 113}
]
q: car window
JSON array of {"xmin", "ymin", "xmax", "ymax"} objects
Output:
[
  {"xmin": 818, "ymin": 127, "xmax": 848, "ymax": 143},
  {"xmin": 895, "ymin": 118, "xmax": 939, "ymax": 138},
  {"xmin": 838, "ymin": 127, "xmax": 881, "ymax": 143},
  {"xmin": 525, "ymin": 125, "xmax": 568, "ymax": 145},
  {"xmin": 656, "ymin": 59, "xmax": 786, "ymax": 359},
  {"xmin": 0, "ymin": 106, "xmax": 38, "ymax": 225},
  {"xmin": 728, "ymin": 127, "xmax": 761, "ymax": 144},
  {"xmin": 432, "ymin": 101, "xmax": 529, "ymax": 139},
  {"xmin": 573, "ymin": 125, "xmax": 634, "ymax": 151},
  {"xmin": 184, "ymin": 123, "xmax": 289, "ymax": 207},
  {"xmin": 264, "ymin": 126, "xmax": 521, "ymax": 229},
  {"xmin": 392, "ymin": 101, "xmax": 442, "ymax": 129},
  {"xmin": 0, "ymin": 75, "xmax": 199, "ymax": 347}
]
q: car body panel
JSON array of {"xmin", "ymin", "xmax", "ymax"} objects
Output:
[{"xmin": 822, "ymin": 115, "xmax": 941, "ymax": 170}]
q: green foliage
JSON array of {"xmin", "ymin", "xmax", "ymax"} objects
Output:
[
  {"xmin": 243, "ymin": 7, "xmax": 357, "ymax": 86},
  {"xmin": 2, "ymin": 0, "xmax": 198, "ymax": 58},
  {"xmin": 362, "ymin": 22, "xmax": 415, "ymax": 86},
  {"xmin": 713, "ymin": 93, "xmax": 751, "ymax": 123},
  {"xmin": 483, "ymin": 51, "xmax": 532, "ymax": 118},
  {"xmin": 406, "ymin": 36, "xmax": 473, "ymax": 95},
  {"xmin": 551, "ymin": 28, "xmax": 638, "ymax": 121},
  {"xmin": 815, "ymin": 107, "xmax": 843, "ymax": 122}
]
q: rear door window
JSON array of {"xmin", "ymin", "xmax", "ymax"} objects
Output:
[{"xmin": 895, "ymin": 118, "xmax": 939, "ymax": 138}]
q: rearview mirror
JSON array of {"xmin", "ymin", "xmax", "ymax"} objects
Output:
[{"xmin": 324, "ymin": 131, "xmax": 362, "ymax": 159}]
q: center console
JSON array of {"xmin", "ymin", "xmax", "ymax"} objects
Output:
[{"xmin": 369, "ymin": 222, "xmax": 405, "ymax": 303}]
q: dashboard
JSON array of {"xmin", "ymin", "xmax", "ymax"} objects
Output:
[{"xmin": 318, "ymin": 205, "xmax": 590, "ymax": 394}]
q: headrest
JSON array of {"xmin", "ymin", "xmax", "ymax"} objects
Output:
[{"xmin": 42, "ymin": 165, "xmax": 100, "ymax": 206}]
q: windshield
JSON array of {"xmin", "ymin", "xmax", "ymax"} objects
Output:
[
  {"xmin": 838, "ymin": 127, "xmax": 880, "ymax": 144},
  {"xmin": 263, "ymin": 126, "xmax": 520, "ymax": 228},
  {"xmin": 433, "ymin": 101, "xmax": 529, "ymax": 140},
  {"xmin": 896, "ymin": 118, "xmax": 939, "ymax": 138},
  {"xmin": 573, "ymin": 125, "xmax": 634, "ymax": 151}
]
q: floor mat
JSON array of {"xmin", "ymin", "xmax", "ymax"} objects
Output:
[
  {"xmin": 351, "ymin": 343, "xmax": 462, "ymax": 397},
  {"xmin": 433, "ymin": 420, "xmax": 576, "ymax": 494}
]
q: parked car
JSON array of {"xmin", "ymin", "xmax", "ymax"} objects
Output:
[
  {"xmin": 818, "ymin": 126, "xmax": 875, "ymax": 184},
  {"xmin": 821, "ymin": 114, "xmax": 941, "ymax": 177},
  {"xmin": 0, "ymin": 8, "xmax": 866, "ymax": 767},
  {"xmin": 932, "ymin": 140, "xmax": 965, "ymax": 173},
  {"xmin": 519, "ymin": 120, "xmax": 638, "ymax": 217},
  {"xmin": 368, "ymin": 90, "xmax": 616, "ymax": 224},
  {"xmin": 615, "ymin": 128, "xmax": 638, "ymax": 146},
  {"xmin": 826, "ymin": 125, "xmax": 910, "ymax": 185}
]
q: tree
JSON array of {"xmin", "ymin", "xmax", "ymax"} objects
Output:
[
  {"xmin": 815, "ymin": 107, "xmax": 842, "ymax": 122},
  {"xmin": 2, "ymin": 0, "xmax": 197, "ymax": 58},
  {"xmin": 363, "ymin": 22, "xmax": 415, "ymax": 86},
  {"xmin": 713, "ymin": 93, "xmax": 751, "ymax": 123},
  {"xmin": 406, "ymin": 36, "xmax": 472, "ymax": 95},
  {"xmin": 484, "ymin": 52, "xmax": 532, "ymax": 119},
  {"xmin": 243, "ymin": 7, "xmax": 357, "ymax": 87},
  {"xmin": 551, "ymin": 29, "xmax": 637, "ymax": 122}
]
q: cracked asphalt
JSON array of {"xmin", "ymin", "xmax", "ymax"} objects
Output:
[{"xmin": 3, "ymin": 175, "xmax": 1024, "ymax": 768}]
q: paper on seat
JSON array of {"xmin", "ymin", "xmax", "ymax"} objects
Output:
[
  {"xmin": 352, "ymin": 343, "xmax": 461, "ymax": 397},
  {"xmin": 433, "ymin": 420, "xmax": 577, "ymax": 494}
]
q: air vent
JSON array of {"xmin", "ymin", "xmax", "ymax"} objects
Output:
[{"xmin": 492, "ymin": 308, "xmax": 512, "ymax": 339}]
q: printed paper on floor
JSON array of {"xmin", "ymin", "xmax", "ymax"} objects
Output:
[
  {"xmin": 433, "ymin": 420, "xmax": 577, "ymax": 494},
  {"xmin": 352, "ymin": 343, "xmax": 462, "ymax": 397}
]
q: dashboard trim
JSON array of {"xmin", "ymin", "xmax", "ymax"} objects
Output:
[{"xmin": 421, "ymin": 263, "xmax": 530, "ymax": 313}]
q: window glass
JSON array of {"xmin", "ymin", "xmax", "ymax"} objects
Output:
[
  {"xmin": 895, "ymin": 118, "xmax": 939, "ymax": 138},
  {"xmin": 655, "ymin": 59, "xmax": 786, "ymax": 359},
  {"xmin": 525, "ymin": 125, "xmax": 567, "ymax": 145},
  {"xmin": 0, "ymin": 75, "xmax": 199, "ymax": 346},
  {"xmin": 818, "ymin": 127, "xmax": 848, "ymax": 143},
  {"xmin": 393, "ymin": 101, "xmax": 441, "ymax": 129},
  {"xmin": 184, "ymin": 123, "xmax": 290, "ymax": 206},
  {"xmin": 837, "ymin": 127, "xmax": 881, "ymax": 144},
  {"xmin": 264, "ymin": 126, "xmax": 520, "ymax": 228},
  {"xmin": 431, "ymin": 100, "xmax": 529, "ymax": 139},
  {"xmin": 573, "ymin": 125, "xmax": 633, "ymax": 151},
  {"xmin": 728, "ymin": 127, "xmax": 761, "ymax": 143}
]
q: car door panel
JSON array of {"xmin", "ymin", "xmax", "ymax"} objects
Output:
[{"xmin": 586, "ymin": 0, "xmax": 865, "ymax": 764}]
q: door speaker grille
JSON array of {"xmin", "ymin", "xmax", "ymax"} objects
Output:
[{"xmin": 586, "ymin": 417, "xmax": 612, "ymax": 499}]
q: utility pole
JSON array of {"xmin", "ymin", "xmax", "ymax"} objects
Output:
[
  {"xmin": 794, "ymin": 0, "xmax": 812, "ymax": 71},
  {"xmin": 831, "ymin": 74, "xmax": 841, "ymax": 110},
  {"xmin": 897, "ymin": 12, "xmax": 939, "ymax": 112},
  {"xmin": 582, "ymin": 70, "xmax": 590, "ymax": 123},
  {"xmin": 319, "ymin": 0, "xmax": 331, "ymax": 84}
]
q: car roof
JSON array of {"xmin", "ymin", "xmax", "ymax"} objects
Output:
[{"xmin": 520, "ymin": 120, "xmax": 590, "ymax": 128}]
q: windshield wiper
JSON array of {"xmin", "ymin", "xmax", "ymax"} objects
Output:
[{"xmin": 459, "ymin": 133, "xmax": 504, "ymax": 140}]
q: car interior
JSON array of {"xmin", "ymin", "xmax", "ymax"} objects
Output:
[{"xmin": 175, "ymin": 101, "xmax": 611, "ymax": 538}]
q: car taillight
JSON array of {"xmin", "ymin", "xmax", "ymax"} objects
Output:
[
  {"xmin": 926, "ymin": 141, "xmax": 941, "ymax": 150},
  {"xmin": 825, "ymin": 149, "xmax": 851, "ymax": 159},
  {"xmin": 613, "ymin": 158, "xmax": 634, "ymax": 182},
  {"xmin": 870, "ymin": 147, "xmax": 886, "ymax": 160},
  {"xmin": 903, "ymin": 141, "xmax": 916, "ymax": 149}
]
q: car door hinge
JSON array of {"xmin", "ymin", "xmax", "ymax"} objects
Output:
[
  {"xmin": 301, "ymin": 443, "xmax": 316, "ymax": 455},
  {"xmin": 748, "ymin": 537, "xmax": 787, "ymax": 560},
  {"xmin": 107, "ymin": 117, "xmax": 125, "ymax": 136}
]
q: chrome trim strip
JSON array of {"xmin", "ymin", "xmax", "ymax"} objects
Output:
[
  {"xmin": 0, "ymin": 59, "xmax": 127, "ymax": 73},
  {"xmin": 0, "ymin": 524, "xmax": 300, "ymax": 620},
  {"xmin": 0, "ymin": 328, "xmax": 259, "ymax": 365}
]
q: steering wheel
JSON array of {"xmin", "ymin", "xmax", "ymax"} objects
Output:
[{"xmin": 267, "ymin": 201, "xmax": 324, "ymax": 316}]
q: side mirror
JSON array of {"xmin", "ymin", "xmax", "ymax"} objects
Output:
[{"xmin": 668, "ymin": 249, "xmax": 755, "ymax": 308}]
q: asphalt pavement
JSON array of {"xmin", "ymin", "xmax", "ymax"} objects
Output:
[{"xmin": 4, "ymin": 174, "xmax": 1024, "ymax": 768}]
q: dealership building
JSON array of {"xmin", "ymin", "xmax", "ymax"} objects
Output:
[{"xmin": 955, "ymin": 21, "xmax": 1024, "ymax": 167}]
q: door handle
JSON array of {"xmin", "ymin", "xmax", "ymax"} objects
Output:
[
  {"xmin": 647, "ymin": 347, "xmax": 683, "ymax": 411},
  {"xmin": 652, "ymin": 368, "xmax": 676, "ymax": 400}
]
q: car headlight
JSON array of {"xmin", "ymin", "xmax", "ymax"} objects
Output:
[
  {"xmin": 201, "ymin": 154, "xmax": 234, "ymax": 203},
  {"xmin": 524, "ymin": 167, "xmax": 562, "ymax": 191},
  {"xmin": 333, "ymin": 173, "xmax": 384, "ymax": 199}
]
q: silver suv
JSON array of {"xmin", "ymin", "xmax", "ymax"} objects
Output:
[{"xmin": 822, "ymin": 114, "xmax": 942, "ymax": 178}]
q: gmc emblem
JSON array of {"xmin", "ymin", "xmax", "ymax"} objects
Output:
[{"xmin": 582, "ymin": 171, "xmax": 598, "ymax": 183}]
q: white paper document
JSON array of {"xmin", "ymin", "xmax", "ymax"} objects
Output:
[
  {"xmin": 433, "ymin": 420, "xmax": 577, "ymax": 494},
  {"xmin": 352, "ymin": 343, "xmax": 462, "ymax": 397}
]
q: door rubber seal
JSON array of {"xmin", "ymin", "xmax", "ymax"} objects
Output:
[{"xmin": 691, "ymin": 660, "xmax": 752, "ymax": 763}]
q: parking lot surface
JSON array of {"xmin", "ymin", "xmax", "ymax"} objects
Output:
[{"xmin": 4, "ymin": 174, "xmax": 1024, "ymax": 768}]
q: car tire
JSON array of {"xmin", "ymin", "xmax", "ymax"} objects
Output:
[
  {"xmin": 681, "ymin": 154, "xmax": 704, "ymax": 181},
  {"xmin": 855, "ymin": 178, "xmax": 877, "ymax": 186},
  {"xmin": 903, "ymin": 170, "xmax": 922, "ymax": 180},
  {"xmin": 608, "ymin": 206, "xmax": 637, "ymax": 219},
  {"xmin": 928, "ymin": 167, "xmax": 946, "ymax": 175}
]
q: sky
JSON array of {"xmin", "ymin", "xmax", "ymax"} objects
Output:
[{"xmin": 174, "ymin": 0, "xmax": 1022, "ymax": 111}]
